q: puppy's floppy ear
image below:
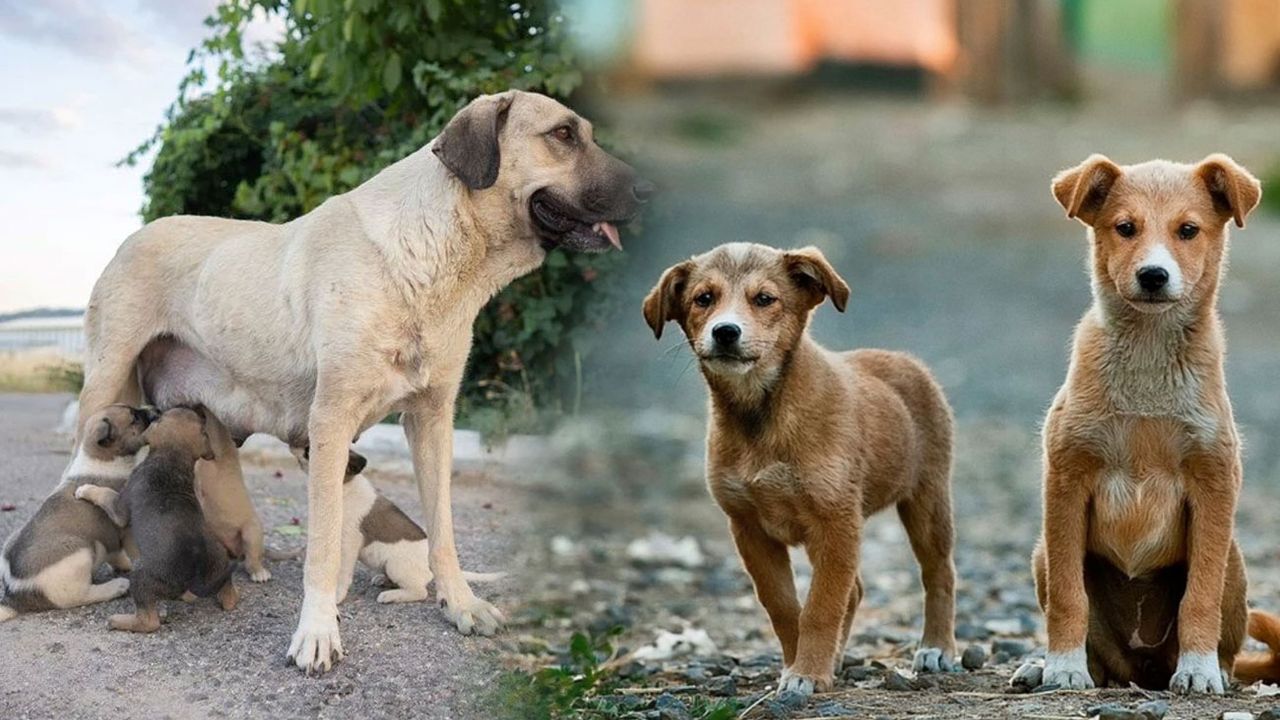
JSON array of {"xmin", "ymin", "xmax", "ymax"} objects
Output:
[
  {"xmin": 199, "ymin": 429, "xmax": 216, "ymax": 461},
  {"xmin": 346, "ymin": 451, "xmax": 368, "ymax": 477},
  {"xmin": 1195, "ymin": 154, "xmax": 1262, "ymax": 229},
  {"xmin": 642, "ymin": 261, "xmax": 693, "ymax": 339},
  {"xmin": 1052, "ymin": 154, "xmax": 1123, "ymax": 225},
  {"xmin": 432, "ymin": 91, "xmax": 515, "ymax": 190},
  {"xmin": 784, "ymin": 246, "xmax": 850, "ymax": 312},
  {"xmin": 95, "ymin": 417, "xmax": 115, "ymax": 447}
]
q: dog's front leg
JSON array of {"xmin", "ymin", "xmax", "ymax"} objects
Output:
[
  {"xmin": 783, "ymin": 522, "xmax": 859, "ymax": 697},
  {"xmin": 728, "ymin": 517, "xmax": 800, "ymax": 665},
  {"xmin": 286, "ymin": 393, "xmax": 362, "ymax": 673},
  {"xmin": 404, "ymin": 386, "xmax": 504, "ymax": 636},
  {"xmin": 1040, "ymin": 455, "xmax": 1096, "ymax": 689},
  {"xmin": 1171, "ymin": 450, "xmax": 1240, "ymax": 695}
]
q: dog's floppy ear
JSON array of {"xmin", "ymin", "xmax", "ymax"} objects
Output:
[
  {"xmin": 346, "ymin": 450, "xmax": 368, "ymax": 477},
  {"xmin": 433, "ymin": 91, "xmax": 515, "ymax": 190},
  {"xmin": 1195, "ymin": 154, "xmax": 1262, "ymax": 229},
  {"xmin": 642, "ymin": 261, "xmax": 693, "ymax": 339},
  {"xmin": 94, "ymin": 417, "xmax": 115, "ymax": 448},
  {"xmin": 1052, "ymin": 154, "xmax": 1123, "ymax": 225},
  {"xmin": 784, "ymin": 246, "xmax": 849, "ymax": 312},
  {"xmin": 199, "ymin": 429, "xmax": 216, "ymax": 462}
]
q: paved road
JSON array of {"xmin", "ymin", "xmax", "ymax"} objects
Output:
[{"xmin": 0, "ymin": 393, "xmax": 519, "ymax": 719}]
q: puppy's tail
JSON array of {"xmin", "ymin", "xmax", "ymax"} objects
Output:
[
  {"xmin": 1235, "ymin": 609, "xmax": 1280, "ymax": 684},
  {"xmin": 0, "ymin": 602, "xmax": 16, "ymax": 623},
  {"xmin": 461, "ymin": 571, "xmax": 506, "ymax": 583}
]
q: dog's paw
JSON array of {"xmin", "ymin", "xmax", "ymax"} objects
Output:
[
  {"xmin": 1010, "ymin": 659, "xmax": 1044, "ymax": 689},
  {"xmin": 248, "ymin": 566, "xmax": 272, "ymax": 583},
  {"xmin": 1170, "ymin": 652, "xmax": 1225, "ymax": 694},
  {"xmin": 912, "ymin": 646, "xmax": 956, "ymax": 673},
  {"xmin": 286, "ymin": 599, "xmax": 343, "ymax": 674},
  {"xmin": 1042, "ymin": 649, "xmax": 1094, "ymax": 690},
  {"xmin": 777, "ymin": 667, "xmax": 830, "ymax": 697},
  {"xmin": 439, "ymin": 587, "xmax": 504, "ymax": 636}
]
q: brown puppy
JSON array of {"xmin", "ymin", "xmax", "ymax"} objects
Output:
[
  {"xmin": 79, "ymin": 408, "xmax": 237, "ymax": 632},
  {"xmin": 1235, "ymin": 610, "xmax": 1280, "ymax": 684},
  {"xmin": 644, "ymin": 243, "xmax": 958, "ymax": 696},
  {"xmin": 1024, "ymin": 154, "xmax": 1260, "ymax": 694}
]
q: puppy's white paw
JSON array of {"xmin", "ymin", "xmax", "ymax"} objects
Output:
[
  {"xmin": 1010, "ymin": 659, "xmax": 1044, "ymax": 689},
  {"xmin": 377, "ymin": 589, "xmax": 429, "ymax": 604},
  {"xmin": 912, "ymin": 646, "xmax": 956, "ymax": 673},
  {"xmin": 1170, "ymin": 652, "xmax": 1225, "ymax": 694},
  {"xmin": 439, "ymin": 587, "xmax": 504, "ymax": 636},
  {"xmin": 286, "ymin": 599, "xmax": 343, "ymax": 674},
  {"xmin": 1042, "ymin": 648, "xmax": 1094, "ymax": 689},
  {"xmin": 101, "ymin": 577, "xmax": 131, "ymax": 599},
  {"xmin": 248, "ymin": 566, "xmax": 272, "ymax": 583}
]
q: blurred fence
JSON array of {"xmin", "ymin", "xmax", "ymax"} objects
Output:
[{"xmin": 0, "ymin": 316, "xmax": 85, "ymax": 359}]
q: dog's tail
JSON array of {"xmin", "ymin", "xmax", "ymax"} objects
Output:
[
  {"xmin": 461, "ymin": 571, "xmax": 506, "ymax": 583},
  {"xmin": 1235, "ymin": 609, "xmax": 1280, "ymax": 684}
]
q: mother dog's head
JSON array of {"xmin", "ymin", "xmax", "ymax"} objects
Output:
[{"xmin": 433, "ymin": 90, "xmax": 652, "ymax": 252}]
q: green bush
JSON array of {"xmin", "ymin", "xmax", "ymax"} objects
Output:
[{"xmin": 126, "ymin": 0, "xmax": 621, "ymax": 432}]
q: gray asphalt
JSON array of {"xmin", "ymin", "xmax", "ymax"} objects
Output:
[{"xmin": 0, "ymin": 393, "xmax": 519, "ymax": 719}]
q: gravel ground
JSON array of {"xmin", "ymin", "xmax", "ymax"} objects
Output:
[
  {"xmin": 500, "ymin": 88, "xmax": 1280, "ymax": 719},
  {"xmin": 0, "ymin": 393, "xmax": 520, "ymax": 720}
]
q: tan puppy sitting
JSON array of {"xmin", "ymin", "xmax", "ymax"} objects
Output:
[
  {"xmin": 1023, "ymin": 154, "xmax": 1261, "ymax": 694},
  {"xmin": 644, "ymin": 243, "xmax": 958, "ymax": 696},
  {"xmin": 195, "ymin": 412, "xmax": 273, "ymax": 582}
]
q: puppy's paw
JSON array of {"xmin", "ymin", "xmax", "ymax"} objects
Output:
[
  {"xmin": 1010, "ymin": 659, "xmax": 1044, "ymax": 690},
  {"xmin": 1170, "ymin": 652, "xmax": 1225, "ymax": 694},
  {"xmin": 1042, "ymin": 649, "xmax": 1094, "ymax": 690},
  {"xmin": 101, "ymin": 577, "xmax": 130, "ymax": 599},
  {"xmin": 778, "ymin": 667, "xmax": 830, "ymax": 697},
  {"xmin": 248, "ymin": 566, "xmax": 272, "ymax": 583},
  {"xmin": 286, "ymin": 599, "xmax": 343, "ymax": 674},
  {"xmin": 912, "ymin": 646, "xmax": 956, "ymax": 673},
  {"xmin": 439, "ymin": 587, "xmax": 504, "ymax": 636}
]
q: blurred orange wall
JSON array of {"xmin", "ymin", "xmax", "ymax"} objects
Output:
[{"xmin": 631, "ymin": 0, "xmax": 958, "ymax": 78}]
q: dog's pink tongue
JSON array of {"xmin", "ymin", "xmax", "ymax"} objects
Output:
[{"xmin": 594, "ymin": 222, "xmax": 622, "ymax": 250}]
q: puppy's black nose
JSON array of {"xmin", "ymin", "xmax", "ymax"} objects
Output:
[
  {"xmin": 1137, "ymin": 266, "xmax": 1169, "ymax": 292},
  {"xmin": 632, "ymin": 178, "xmax": 656, "ymax": 203},
  {"xmin": 712, "ymin": 323, "xmax": 741, "ymax": 346}
]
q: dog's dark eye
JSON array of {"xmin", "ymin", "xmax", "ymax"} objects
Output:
[
  {"xmin": 1177, "ymin": 223, "xmax": 1199, "ymax": 240},
  {"xmin": 693, "ymin": 291, "xmax": 714, "ymax": 308},
  {"xmin": 551, "ymin": 125, "xmax": 574, "ymax": 144},
  {"xmin": 1115, "ymin": 221, "xmax": 1137, "ymax": 238},
  {"xmin": 753, "ymin": 292, "xmax": 776, "ymax": 307}
]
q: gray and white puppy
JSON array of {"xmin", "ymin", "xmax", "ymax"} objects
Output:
[
  {"xmin": 0, "ymin": 405, "xmax": 157, "ymax": 621},
  {"xmin": 293, "ymin": 449, "xmax": 501, "ymax": 604}
]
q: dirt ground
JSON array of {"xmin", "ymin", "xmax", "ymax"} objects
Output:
[
  {"xmin": 499, "ymin": 88, "xmax": 1280, "ymax": 719},
  {"xmin": 0, "ymin": 393, "xmax": 520, "ymax": 720}
]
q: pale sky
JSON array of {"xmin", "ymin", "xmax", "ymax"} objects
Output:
[{"xmin": 0, "ymin": 0, "xmax": 280, "ymax": 313}]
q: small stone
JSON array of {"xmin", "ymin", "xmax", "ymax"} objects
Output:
[
  {"xmin": 1086, "ymin": 703, "xmax": 1135, "ymax": 720},
  {"xmin": 955, "ymin": 622, "xmax": 992, "ymax": 641},
  {"xmin": 654, "ymin": 693, "xmax": 691, "ymax": 720},
  {"xmin": 1136, "ymin": 699, "xmax": 1168, "ymax": 720},
  {"xmin": 1009, "ymin": 662, "xmax": 1043, "ymax": 691},
  {"xmin": 813, "ymin": 701, "xmax": 856, "ymax": 717},
  {"xmin": 842, "ymin": 665, "xmax": 878, "ymax": 682},
  {"xmin": 991, "ymin": 639, "xmax": 1030, "ymax": 658},
  {"xmin": 705, "ymin": 676, "xmax": 736, "ymax": 697},
  {"xmin": 1219, "ymin": 713, "xmax": 1255, "ymax": 720},
  {"xmin": 881, "ymin": 670, "xmax": 915, "ymax": 691},
  {"xmin": 765, "ymin": 690, "xmax": 808, "ymax": 718},
  {"xmin": 961, "ymin": 644, "xmax": 987, "ymax": 670},
  {"xmin": 1258, "ymin": 709, "xmax": 1280, "ymax": 720},
  {"xmin": 682, "ymin": 664, "xmax": 709, "ymax": 682}
]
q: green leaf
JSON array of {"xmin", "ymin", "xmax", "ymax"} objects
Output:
[
  {"xmin": 382, "ymin": 51, "xmax": 402, "ymax": 93},
  {"xmin": 426, "ymin": 0, "xmax": 443, "ymax": 22},
  {"xmin": 274, "ymin": 524, "xmax": 304, "ymax": 536},
  {"xmin": 308, "ymin": 52, "xmax": 327, "ymax": 79}
]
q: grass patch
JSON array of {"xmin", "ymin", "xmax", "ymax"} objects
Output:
[
  {"xmin": 0, "ymin": 353, "xmax": 82, "ymax": 393},
  {"xmin": 484, "ymin": 628, "xmax": 740, "ymax": 719}
]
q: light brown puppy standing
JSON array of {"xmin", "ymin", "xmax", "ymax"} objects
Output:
[
  {"xmin": 644, "ymin": 243, "xmax": 957, "ymax": 696},
  {"xmin": 1024, "ymin": 154, "xmax": 1261, "ymax": 694}
]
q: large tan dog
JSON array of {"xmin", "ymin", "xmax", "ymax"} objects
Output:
[
  {"xmin": 76, "ymin": 90, "xmax": 649, "ymax": 672},
  {"xmin": 1024, "ymin": 154, "xmax": 1261, "ymax": 694},
  {"xmin": 644, "ymin": 243, "xmax": 957, "ymax": 696}
]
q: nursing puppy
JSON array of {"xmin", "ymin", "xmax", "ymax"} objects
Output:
[
  {"xmin": 292, "ymin": 448, "xmax": 502, "ymax": 605},
  {"xmin": 1023, "ymin": 154, "xmax": 1261, "ymax": 693},
  {"xmin": 0, "ymin": 405, "xmax": 155, "ymax": 621},
  {"xmin": 195, "ymin": 412, "xmax": 274, "ymax": 582},
  {"xmin": 644, "ymin": 243, "xmax": 958, "ymax": 696},
  {"xmin": 78, "ymin": 407, "xmax": 238, "ymax": 632}
]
